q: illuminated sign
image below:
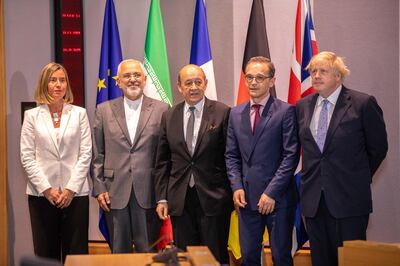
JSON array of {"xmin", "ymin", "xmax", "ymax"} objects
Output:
[{"xmin": 55, "ymin": 0, "xmax": 85, "ymax": 107}]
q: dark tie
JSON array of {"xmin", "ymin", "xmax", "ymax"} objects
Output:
[
  {"xmin": 186, "ymin": 106, "xmax": 196, "ymax": 187},
  {"xmin": 316, "ymin": 99, "xmax": 329, "ymax": 152},
  {"xmin": 186, "ymin": 106, "xmax": 196, "ymax": 155},
  {"xmin": 252, "ymin": 104, "xmax": 261, "ymax": 134}
]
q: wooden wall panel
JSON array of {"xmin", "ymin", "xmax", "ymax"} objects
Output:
[{"xmin": 0, "ymin": 0, "xmax": 8, "ymax": 264}]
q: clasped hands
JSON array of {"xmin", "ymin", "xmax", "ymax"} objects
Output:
[
  {"xmin": 43, "ymin": 187, "xmax": 74, "ymax": 209},
  {"xmin": 233, "ymin": 189, "xmax": 275, "ymax": 215}
]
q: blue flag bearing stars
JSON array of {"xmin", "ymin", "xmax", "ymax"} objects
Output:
[{"xmin": 96, "ymin": 0, "xmax": 123, "ymax": 105}]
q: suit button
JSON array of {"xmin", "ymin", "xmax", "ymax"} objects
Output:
[
  {"xmin": 191, "ymin": 162, "xmax": 194, "ymax": 165},
  {"xmin": 129, "ymin": 169, "xmax": 132, "ymax": 173},
  {"xmin": 130, "ymin": 149, "xmax": 134, "ymax": 154}
]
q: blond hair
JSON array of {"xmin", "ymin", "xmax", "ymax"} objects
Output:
[
  {"xmin": 306, "ymin": 51, "xmax": 350, "ymax": 81},
  {"xmin": 34, "ymin": 62, "xmax": 74, "ymax": 105}
]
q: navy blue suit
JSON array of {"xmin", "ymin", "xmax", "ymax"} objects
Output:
[
  {"xmin": 296, "ymin": 87, "xmax": 388, "ymax": 266},
  {"xmin": 226, "ymin": 96, "xmax": 300, "ymax": 266}
]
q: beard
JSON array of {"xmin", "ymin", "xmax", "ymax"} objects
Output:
[{"xmin": 124, "ymin": 85, "xmax": 143, "ymax": 100}]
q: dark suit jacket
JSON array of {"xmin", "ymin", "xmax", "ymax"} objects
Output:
[
  {"xmin": 154, "ymin": 98, "xmax": 232, "ymax": 216},
  {"xmin": 225, "ymin": 96, "xmax": 300, "ymax": 210},
  {"xmin": 296, "ymin": 86, "xmax": 388, "ymax": 218},
  {"xmin": 91, "ymin": 95, "xmax": 169, "ymax": 210}
]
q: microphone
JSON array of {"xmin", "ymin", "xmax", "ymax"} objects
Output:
[{"xmin": 152, "ymin": 244, "xmax": 180, "ymax": 266}]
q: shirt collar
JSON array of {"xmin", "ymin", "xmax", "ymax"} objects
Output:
[
  {"xmin": 184, "ymin": 97, "xmax": 205, "ymax": 113},
  {"xmin": 250, "ymin": 94, "xmax": 270, "ymax": 107},
  {"xmin": 124, "ymin": 95, "xmax": 143, "ymax": 109},
  {"xmin": 317, "ymin": 85, "xmax": 342, "ymax": 106}
]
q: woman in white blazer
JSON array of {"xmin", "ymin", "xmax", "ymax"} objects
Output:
[{"xmin": 20, "ymin": 62, "xmax": 92, "ymax": 263}]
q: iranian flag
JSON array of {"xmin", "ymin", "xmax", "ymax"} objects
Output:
[{"xmin": 143, "ymin": 0, "xmax": 173, "ymax": 106}]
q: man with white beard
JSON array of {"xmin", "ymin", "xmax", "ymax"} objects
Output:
[{"xmin": 92, "ymin": 59, "xmax": 169, "ymax": 253}]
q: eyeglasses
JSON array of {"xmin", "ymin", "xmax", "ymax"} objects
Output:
[
  {"xmin": 245, "ymin": 75, "xmax": 272, "ymax": 83},
  {"xmin": 48, "ymin": 77, "xmax": 66, "ymax": 84},
  {"xmin": 121, "ymin": 72, "xmax": 143, "ymax": 80},
  {"xmin": 182, "ymin": 79, "xmax": 204, "ymax": 88}
]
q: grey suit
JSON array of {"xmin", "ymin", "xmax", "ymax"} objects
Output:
[{"xmin": 92, "ymin": 95, "xmax": 169, "ymax": 252}]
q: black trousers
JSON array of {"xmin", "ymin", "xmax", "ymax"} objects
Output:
[
  {"xmin": 28, "ymin": 195, "xmax": 89, "ymax": 263},
  {"xmin": 306, "ymin": 193, "xmax": 369, "ymax": 266},
  {"xmin": 171, "ymin": 186, "xmax": 231, "ymax": 264}
]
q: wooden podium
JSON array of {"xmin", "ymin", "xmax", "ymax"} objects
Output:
[
  {"xmin": 338, "ymin": 240, "xmax": 400, "ymax": 266},
  {"xmin": 65, "ymin": 246, "xmax": 220, "ymax": 266}
]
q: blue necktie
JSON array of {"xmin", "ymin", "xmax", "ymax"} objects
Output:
[{"xmin": 316, "ymin": 100, "xmax": 329, "ymax": 152}]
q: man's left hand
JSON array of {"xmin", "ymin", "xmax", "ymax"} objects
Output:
[{"xmin": 257, "ymin": 193, "xmax": 275, "ymax": 215}]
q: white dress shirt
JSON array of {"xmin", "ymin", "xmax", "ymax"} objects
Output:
[
  {"xmin": 310, "ymin": 85, "xmax": 342, "ymax": 140},
  {"xmin": 124, "ymin": 95, "xmax": 143, "ymax": 144}
]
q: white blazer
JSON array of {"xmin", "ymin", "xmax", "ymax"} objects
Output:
[{"xmin": 20, "ymin": 104, "xmax": 92, "ymax": 196}]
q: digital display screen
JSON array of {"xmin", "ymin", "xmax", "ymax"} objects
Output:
[{"xmin": 55, "ymin": 0, "xmax": 85, "ymax": 107}]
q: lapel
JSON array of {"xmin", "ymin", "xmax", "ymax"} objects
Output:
[
  {"xmin": 239, "ymin": 101, "xmax": 252, "ymax": 162},
  {"xmin": 40, "ymin": 105, "xmax": 59, "ymax": 155},
  {"xmin": 305, "ymin": 93, "xmax": 319, "ymax": 129},
  {"xmin": 323, "ymin": 87, "xmax": 351, "ymax": 152},
  {"xmin": 110, "ymin": 97, "xmax": 132, "ymax": 146},
  {"xmin": 172, "ymin": 102, "xmax": 189, "ymax": 155},
  {"xmin": 192, "ymin": 98, "xmax": 212, "ymax": 157},
  {"xmin": 132, "ymin": 95, "xmax": 153, "ymax": 148},
  {"xmin": 248, "ymin": 96, "xmax": 274, "ymax": 159},
  {"xmin": 303, "ymin": 93, "xmax": 321, "ymax": 153},
  {"xmin": 58, "ymin": 104, "xmax": 72, "ymax": 145}
]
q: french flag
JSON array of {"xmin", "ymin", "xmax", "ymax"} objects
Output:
[
  {"xmin": 288, "ymin": 0, "xmax": 318, "ymax": 254},
  {"xmin": 190, "ymin": 0, "xmax": 217, "ymax": 100}
]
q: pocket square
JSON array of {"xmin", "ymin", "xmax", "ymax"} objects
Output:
[{"xmin": 207, "ymin": 124, "xmax": 217, "ymax": 131}]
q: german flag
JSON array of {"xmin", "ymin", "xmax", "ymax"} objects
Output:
[{"xmin": 236, "ymin": 0, "xmax": 276, "ymax": 105}]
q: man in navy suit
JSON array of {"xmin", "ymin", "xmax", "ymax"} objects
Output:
[
  {"xmin": 226, "ymin": 56, "xmax": 300, "ymax": 266},
  {"xmin": 296, "ymin": 51, "xmax": 388, "ymax": 266}
]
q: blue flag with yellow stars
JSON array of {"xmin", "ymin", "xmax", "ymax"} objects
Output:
[{"xmin": 96, "ymin": 0, "xmax": 123, "ymax": 105}]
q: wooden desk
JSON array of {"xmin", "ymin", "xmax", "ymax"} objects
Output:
[
  {"xmin": 65, "ymin": 253, "xmax": 175, "ymax": 266},
  {"xmin": 65, "ymin": 246, "xmax": 219, "ymax": 266},
  {"xmin": 338, "ymin": 240, "xmax": 400, "ymax": 266}
]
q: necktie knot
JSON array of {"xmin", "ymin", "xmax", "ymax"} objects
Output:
[
  {"xmin": 252, "ymin": 104, "xmax": 261, "ymax": 112},
  {"xmin": 189, "ymin": 106, "xmax": 196, "ymax": 112}
]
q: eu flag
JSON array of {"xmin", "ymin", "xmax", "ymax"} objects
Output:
[
  {"xmin": 96, "ymin": 0, "xmax": 123, "ymax": 105},
  {"xmin": 96, "ymin": 0, "xmax": 123, "ymax": 246}
]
